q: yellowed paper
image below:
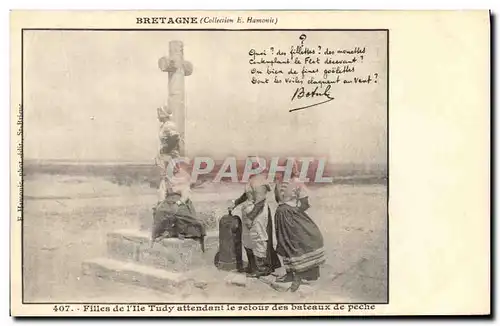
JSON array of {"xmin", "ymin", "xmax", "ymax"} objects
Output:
[{"xmin": 10, "ymin": 10, "xmax": 490, "ymax": 316}]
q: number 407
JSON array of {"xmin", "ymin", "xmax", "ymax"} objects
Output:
[{"xmin": 53, "ymin": 305, "xmax": 70, "ymax": 312}]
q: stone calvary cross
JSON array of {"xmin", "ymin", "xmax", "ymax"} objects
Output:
[{"xmin": 158, "ymin": 40, "xmax": 193, "ymax": 156}]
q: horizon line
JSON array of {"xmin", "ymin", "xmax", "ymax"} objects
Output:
[{"xmin": 23, "ymin": 158, "xmax": 387, "ymax": 166}]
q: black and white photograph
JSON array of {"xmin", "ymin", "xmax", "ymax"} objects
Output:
[
  {"xmin": 9, "ymin": 9, "xmax": 490, "ymax": 317},
  {"xmin": 20, "ymin": 28, "xmax": 388, "ymax": 304}
]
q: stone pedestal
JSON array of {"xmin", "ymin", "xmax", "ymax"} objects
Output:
[
  {"xmin": 81, "ymin": 192, "xmax": 236, "ymax": 294},
  {"xmin": 82, "ymin": 228, "xmax": 219, "ymax": 293}
]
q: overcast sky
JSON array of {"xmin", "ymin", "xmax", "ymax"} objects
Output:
[{"xmin": 23, "ymin": 30, "xmax": 387, "ymax": 164}]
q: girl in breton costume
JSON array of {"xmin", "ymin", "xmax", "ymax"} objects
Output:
[
  {"xmin": 230, "ymin": 158, "xmax": 281, "ymax": 277},
  {"xmin": 156, "ymin": 105, "xmax": 181, "ymax": 170},
  {"xmin": 151, "ymin": 160, "xmax": 206, "ymax": 251},
  {"xmin": 274, "ymin": 161, "xmax": 326, "ymax": 292},
  {"xmin": 151, "ymin": 105, "xmax": 205, "ymax": 251}
]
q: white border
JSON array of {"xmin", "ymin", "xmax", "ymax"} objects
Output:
[{"xmin": 3, "ymin": 1, "xmax": 496, "ymax": 325}]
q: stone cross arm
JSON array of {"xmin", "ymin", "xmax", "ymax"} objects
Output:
[
  {"xmin": 158, "ymin": 40, "xmax": 193, "ymax": 76},
  {"xmin": 158, "ymin": 56, "xmax": 193, "ymax": 76}
]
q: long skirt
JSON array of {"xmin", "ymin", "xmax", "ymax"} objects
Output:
[
  {"xmin": 152, "ymin": 193, "xmax": 206, "ymax": 251},
  {"xmin": 275, "ymin": 203, "xmax": 325, "ymax": 280}
]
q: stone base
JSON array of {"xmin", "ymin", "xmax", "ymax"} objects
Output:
[
  {"xmin": 82, "ymin": 228, "xmax": 220, "ymax": 293},
  {"xmin": 82, "ymin": 258, "xmax": 190, "ymax": 294},
  {"xmin": 106, "ymin": 229, "xmax": 219, "ymax": 272}
]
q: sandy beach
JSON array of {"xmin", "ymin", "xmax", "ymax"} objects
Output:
[{"xmin": 22, "ymin": 173, "xmax": 387, "ymax": 303}]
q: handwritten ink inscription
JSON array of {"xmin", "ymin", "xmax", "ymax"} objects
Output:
[{"xmin": 248, "ymin": 33, "xmax": 381, "ymax": 112}]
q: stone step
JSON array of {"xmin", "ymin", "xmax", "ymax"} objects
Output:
[
  {"xmin": 107, "ymin": 229, "xmax": 219, "ymax": 272},
  {"xmin": 82, "ymin": 257, "xmax": 190, "ymax": 294}
]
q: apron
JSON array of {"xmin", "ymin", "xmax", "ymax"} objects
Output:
[{"xmin": 241, "ymin": 200, "xmax": 269, "ymax": 258}]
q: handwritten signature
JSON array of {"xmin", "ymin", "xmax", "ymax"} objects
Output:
[{"xmin": 290, "ymin": 85, "xmax": 334, "ymax": 112}]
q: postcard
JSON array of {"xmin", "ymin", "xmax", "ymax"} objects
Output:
[{"xmin": 9, "ymin": 10, "xmax": 491, "ymax": 317}]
